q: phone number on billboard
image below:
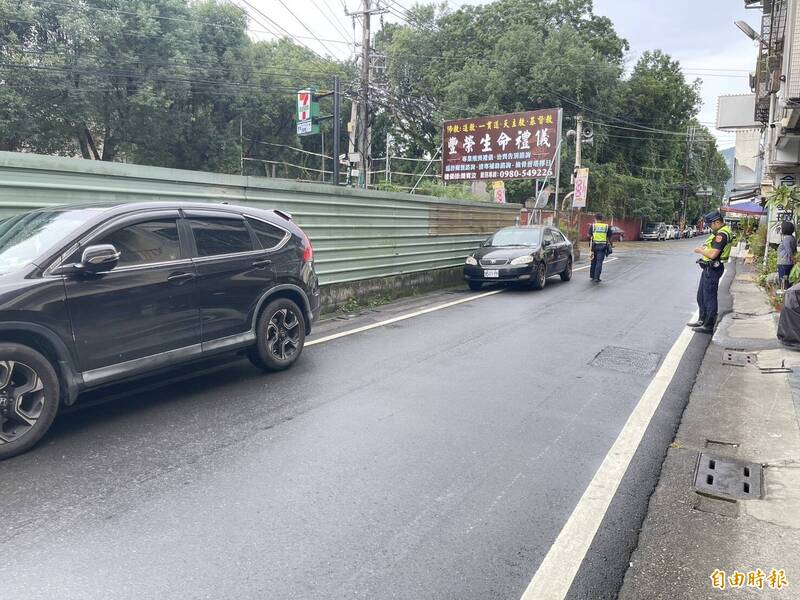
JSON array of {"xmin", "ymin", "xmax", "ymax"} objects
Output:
[{"xmin": 494, "ymin": 168, "xmax": 554, "ymax": 179}]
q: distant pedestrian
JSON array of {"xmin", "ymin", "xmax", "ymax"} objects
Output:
[
  {"xmin": 588, "ymin": 213, "xmax": 612, "ymax": 282},
  {"xmin": 687, "ymin": 211, "xmax": 733, "ymax": 334},
  {"xmin": 778, "ymin": 221, "xmax": 797, "ymax": 291}
]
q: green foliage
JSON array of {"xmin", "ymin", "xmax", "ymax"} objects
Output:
[
  {"xmin": 747, "ymin": 225, "xmax": 767, "ymax": 261},
  {"xmin": 766, "ymin": 185, "xmax": 800, "ymax": 212},
  {"xmin": 0, "ymin": 0, "xmax": 732, "ymax": 213},
  {"xmin": 374, "ymin": 2, "xmax": 730, "ymax": 212},
  {"xmin": 739, "ymin": 216, "xmax": 760, "ymax": 237},
  {"xmin": 756, "ymin": 248, "xmax": 778, "ymax": 288},
  {"xmin": 0, "ymin": 0, "xmax": 352, "ymax": 172},
  {"xmin": 340, "ymin": 295, "xmax": 391, "ymax": 313},
  {"xmin": 414, "ymin": 181, "xmax": 482, "ymax": 201}
]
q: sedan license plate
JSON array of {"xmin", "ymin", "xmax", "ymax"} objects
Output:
[{"xmin": 484, "ymin": 269, "xmax": 499, "ymax": 278}]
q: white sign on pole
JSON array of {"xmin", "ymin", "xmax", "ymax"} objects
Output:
[
  {"xmin": 297, "ymin": 120, "xmax": 313, "ymax": 135},
  {"xmin": 572, "ymin": 168, "xmax": 589, "ymax": 208}
]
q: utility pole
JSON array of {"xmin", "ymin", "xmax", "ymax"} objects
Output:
[
  {"xmin": 385, "ymin": 132, "xmax": 391, "ymax": 184},
  {"xmin": 333, "ymin": 75, "xmax": 341, "ymax": 186},
  {"xmin": 681, "ymin": 125, "xmax": 695, "ymax": 228},
  {"xmin": 573, "ymin": 114, "xmax": 583, "ymax": 236},
  {"xmin": 359, "ymin": 0, "xmax": 371, "ymax": 188},
  {"xmin": 240, "ymin": 118, "xmax": 244, "ymax": 176}
]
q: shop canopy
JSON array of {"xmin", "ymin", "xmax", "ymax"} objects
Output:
[{"xmin": 722, "ymin": 202, "xmax": 765, "ymax": 216}]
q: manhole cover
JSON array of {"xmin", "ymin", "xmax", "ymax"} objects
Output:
[
  {"xmin": 590, "ymin": 346, "xmax": 661, "ymax": 375},
  {"xmin": 694, "ymin": 453, "xmax": 762, "ymax": 500}
]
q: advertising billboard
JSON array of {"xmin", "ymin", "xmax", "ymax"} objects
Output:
[{"xmin": 442, "ymin": 109, "xmax": 562, "ymax": 183}]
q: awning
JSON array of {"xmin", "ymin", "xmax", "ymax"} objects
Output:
[
  {"xmin": 722, "ymin": 201, "xmax": 765, "ymax": 216},
  {"xmin": 727, "ymin": 187, "xmax": 761, "ymax": 202}
]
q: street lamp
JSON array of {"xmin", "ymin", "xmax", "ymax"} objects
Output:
[{"xmin": 735, "ymin": 20, "xmax": 766, "ymax": 44}]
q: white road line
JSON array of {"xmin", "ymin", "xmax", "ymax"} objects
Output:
[
  {"xmin": 307, "ymin": 257, "xmax": 619, "ymax": 348},
  {"xmin": 520, "ymin": 307, "xmax": 698, "ymax": 600}
]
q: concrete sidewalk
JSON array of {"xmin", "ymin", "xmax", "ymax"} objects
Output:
[{"xmin": 618, "ymin": 265, "xmax": 800, "ymax": 599}]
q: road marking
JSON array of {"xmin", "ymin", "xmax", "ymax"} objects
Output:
[
  {"xmin": 308, "ymin": 257, "xmax": 619, "ymax": 348},
  {"xmin": 520, "ymin": 306, "xmax": 698, "ymax": 600}
]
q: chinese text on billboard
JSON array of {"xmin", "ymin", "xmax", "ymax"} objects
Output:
[{"xmin": 442, "ymin": 109, "xmax": 561, "ymax": 182}]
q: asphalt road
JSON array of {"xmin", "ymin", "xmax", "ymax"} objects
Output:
[{"xmin": 2, "ymin": 238, "xmax": 710, "ymax": 600}]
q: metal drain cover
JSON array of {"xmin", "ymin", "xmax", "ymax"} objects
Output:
[
  {"xmin": 694, "ymin": 453, "xmax": 762, "ymax": 500},
  {"xmin": 590, "ymin": 346, "xmax": 661, "ymax": 375},
  {"xmin": 722, "ymin": 349, "xmax": 758, "ymax": 367}
]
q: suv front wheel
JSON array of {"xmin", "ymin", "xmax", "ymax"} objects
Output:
[
  {"xmin": 248, "ymin": 298, "xmax": 307, "ymax": 372},
  {"xmin": 0, "ymin": 343, "xmax": 60, "ymax": 461}
]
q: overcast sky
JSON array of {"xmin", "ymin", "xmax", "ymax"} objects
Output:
[
  {"xmin": 592, "ymin": 0, "xmax": 761, "ymax": 149},
  {"xmin": 247, "ymin": 0, "xmax": 762, "ymax": 149}
]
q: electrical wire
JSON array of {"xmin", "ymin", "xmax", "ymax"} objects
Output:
[
  {"xmin": 0, "ymin": 62, "xmax": 318, "ymax": 94},
  {"xmin": 7, "ymin": 48, "xmax": 350, "ymax": 82},
  {"xmin": 0, "ymin": 14, "xmax": 355, "ymax": 48},
  {"xmin": 257, "ymin": 0, "xmax": 340, "ymax": 57},
  {"xmin": 237, "ymin": 0, "xmax": 332, "ymax": 58},
  {"xmin": 314, "ymin": 0, "xmax": 354, "ymax": 42}
]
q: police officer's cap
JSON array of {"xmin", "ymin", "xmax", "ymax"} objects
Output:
[
  {"xmin": 594, "ymin": 213, "xmax": 604, "ymax": 220},
  {"xmin": 703, "ymin": 210, "xmax": 723, "ymax": 224}
]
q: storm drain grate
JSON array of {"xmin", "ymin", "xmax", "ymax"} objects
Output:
[
  {"xmin": 694, "ymin": 453, "xmax": 763, "ymax": 500},
  {"xmin": 589, "ymin": 346, "xmax": 661, "ymax": 375},
  {"xmin": 722, "ymin": 349, "xmax": 758, "ymax": 367}
]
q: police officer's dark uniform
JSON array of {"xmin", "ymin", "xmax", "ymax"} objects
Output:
[
  {"xmin": 688, "ymin": 211, "xmax": 733, "ymax": 334},
  {"xmin": 588, "ymin": 213, "xmax": 611, "ymax": 282}
]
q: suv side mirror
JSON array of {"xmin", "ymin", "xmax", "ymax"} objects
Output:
[
  {"xmin": 544, "ymin": 239, "xmax": 552, "ymax": 246},
  {"xmin": 78, "ymin": 244, "xmax": 121, "ymax": 274}
]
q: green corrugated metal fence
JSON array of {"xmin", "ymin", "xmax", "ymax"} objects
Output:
[{"xmin": 0, "ymin": 152, "xmax": 519, "ymax": 285}]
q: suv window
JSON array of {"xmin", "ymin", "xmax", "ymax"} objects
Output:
[
  {"xmin": 553, "ymin": 231, "xmax": 567, "ymax": 243},
  {"xmin": 190, "ymin": 217, "xmax": 253, "ymax": 257},
  {"xmin": 246, "ymin": 217, "xmax": 287, "ymax": 250},
  {"xmin": 544, "ymin": 230, "xmax": 555, "ymax": 244},
  {"xmin": 97, "ymin": 219, "xmax": 181, "ymax": 267}
]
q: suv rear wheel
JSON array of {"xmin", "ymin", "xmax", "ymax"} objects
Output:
[
  {"xmin": 248, "ymin": 298, "xmax": 307, "ymax": 372},
  {"xmin": 0, "ymin": 343, "xmax": 60, "ymax": 461}
]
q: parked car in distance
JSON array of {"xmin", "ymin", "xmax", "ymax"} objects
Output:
[
  {"xmin": 0, "ymin": 202, "xmax": 320, "ymax": 460},
  {"xmin": 641, "ymin": 222, "xmax": 667, "ymax": 241},
  {"xmin": 464, "ymin": 225, "xmax": 573, "ymax": 291},
  {"xmin": 610, "ymin": 226, "xmax": 625, "ymax": 243},
  {"xmin": 665, "ymin": 225, "xmax": 679, "ymax": 240}
]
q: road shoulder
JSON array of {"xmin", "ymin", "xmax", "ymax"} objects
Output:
[{"xmin": 618, "ymin": 264, "xmax": 800, "ymax": 599}]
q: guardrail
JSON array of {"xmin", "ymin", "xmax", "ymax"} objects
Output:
[{"xmin": 0, "ymin": 152, "xmax": 519, "ymax": 286}]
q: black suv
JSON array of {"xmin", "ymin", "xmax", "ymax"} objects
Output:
[{"xmin": 0, "ymin": 202, "xmax": 320, "ymax": 459}]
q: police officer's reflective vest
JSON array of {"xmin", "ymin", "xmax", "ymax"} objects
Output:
[
  {"xmin": 592, "ymin": 223, "xmax": 609, "ymax": 244},
  {"xmin": 700, "ymin": 225, "xmax": 733, "ymax": 264}
]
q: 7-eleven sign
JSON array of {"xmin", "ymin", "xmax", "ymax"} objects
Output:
[
  {"xmin": 296, "ymin": 88, "xmax": 320, "ymax": 136},
  {"xmin": 298, "ymin": 90, "xmax": 312, "ymax": 122}
]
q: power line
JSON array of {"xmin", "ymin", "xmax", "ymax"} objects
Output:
[
  {"xmin": 315, "ymin": 0, "xmax": 353, "ymax": 42},
  {"xmin": 237, "ymin": 0, "xmax": 331, "ymax": 58},
  {"xmin": 0, "ymin": 14, "xmax": 355, "ymax": 47},
  {"xmin": 8, "ymin": 48, "xmax": 349, "ymax": 81},
  {"xmin": 253, "ymin": 0, "xmax": 340, "ymax": 57},
  {"xmin": 0, "ymin": 62, "xmax": 316, "ymax": 94}
]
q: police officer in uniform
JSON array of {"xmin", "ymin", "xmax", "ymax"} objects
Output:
[
  {"xmin": 588, "ymin": 213, "xmax": 611, "ymax": 282},
  {"xmin": 688, "ymin": 211, "xmax": 733, "ymax": 334}
]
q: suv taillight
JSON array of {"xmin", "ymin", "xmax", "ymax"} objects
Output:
[{"xmin": 301, "ymin": 232, "xmax": 313, "ymax": 263}]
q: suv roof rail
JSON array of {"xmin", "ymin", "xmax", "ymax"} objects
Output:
[{"xmin": 273, "ymin": 209, "xmax": 293, "ymax": 221}]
